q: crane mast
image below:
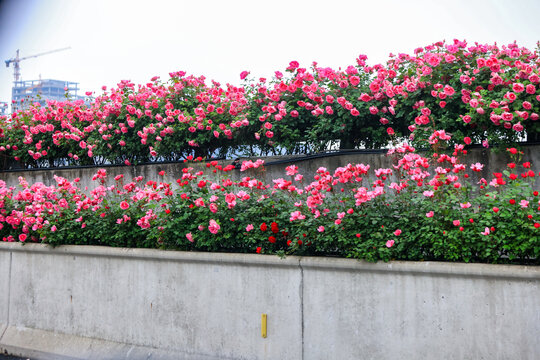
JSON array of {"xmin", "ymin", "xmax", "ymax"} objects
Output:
[{"xmin": 5, "ymin": 47, "xmax": 71, "ymax": 82}]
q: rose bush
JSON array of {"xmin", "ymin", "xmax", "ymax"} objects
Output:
[
  {"xmin": 1, "ymin": 131, "xmax": 538, "ymax": 264},
  {"xmin": 1, "ymin": 39, "xmax": 539, "ymax": 169}
]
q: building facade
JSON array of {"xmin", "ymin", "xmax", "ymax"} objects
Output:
[{"xmin": 11, "ymin": 79, "xmax": 88, "ymax": 111}]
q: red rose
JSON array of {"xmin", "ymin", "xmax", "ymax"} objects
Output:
[{"xmin": 507, "ymin": 148, "xmax": 518, "ymax": 154}]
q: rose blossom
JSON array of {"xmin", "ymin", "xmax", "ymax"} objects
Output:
[{"xmin": 208, "ymin": 220, "xmax": 220, "ymax": 234}]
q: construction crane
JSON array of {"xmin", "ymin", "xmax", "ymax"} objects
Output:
[{"xmin": 5, "ymin": 47, "xmax": 71, "ymax": 83}]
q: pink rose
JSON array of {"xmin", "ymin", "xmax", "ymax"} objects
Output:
[
  {"xmin": 512, "ymin": 83, "xmax": 524, "ymax": 93},
  {"xmin": 287, "ymin": 61, "xmax": 299, "ymax": 70},
  {"xmin": 505, "ymin": 92, "xmax": 517, "ymax": 102},
  {"xmin": 502, "ymin": 112, "xmax": 513, "ymax": 121},
  {"xmin": 359, "ymin": 93, "xmax": 372, "ymax": 102},
  {"xmin": 208, "ymin": 220, "xmax": 220, "ymax": 234},
  {"xmin": 513, "ymin": 122, "xmax": 524, "ymax": 132},
  {"xmin": 240, "ymin": 71, "xmax": 249, "ymax": 80},
  {"xmin": 443, "ymin": 85, "xmax": 455, "ymax": 96}
]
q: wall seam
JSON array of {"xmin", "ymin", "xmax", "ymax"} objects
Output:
[{"xmin": 299, "ymin": 259, "xmax": 304, "ymax": 360}]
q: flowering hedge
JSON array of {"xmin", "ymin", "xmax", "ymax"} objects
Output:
[
  {"xmin": 1, "ymin": 132, "xmax": 538, "ymax": 264},
  {"xmin": 1, "ymin": 39, "xmax": 540, "ymax": 169}
]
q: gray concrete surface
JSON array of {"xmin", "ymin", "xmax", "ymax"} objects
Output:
[
  {"xmin": 0, "ymin": 252, "xmax": 9, "ymax": 342},
  {"xmin": 1, "ymin": 145, "xmax": 539, "ymax": 191},
  {"xmin": 0, "ymin": 243, "xmax": 539, "ymax": 360},
  {"xmin": 302, "ymin": 263, "xmax": 539, "ymax": 360},
  {"xmin": 2, "ymin": 246, "xmax": 301, "ymax": 359}
]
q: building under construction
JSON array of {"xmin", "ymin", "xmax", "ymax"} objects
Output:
[
  {"xmin": 5, "ymin": 47, "xmax": 90, "ymax": 113},
  {"xmin": 11, "ymin": 79, "xmax": 87, "ymax": 112}
]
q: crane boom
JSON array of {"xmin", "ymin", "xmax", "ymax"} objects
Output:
[{"xmin": 4, "ymin": 47, "xmax": 71, "ymax": 82}]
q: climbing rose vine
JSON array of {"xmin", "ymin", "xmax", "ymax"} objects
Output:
[{"xmin": 1, "ymin": 39, "xmax": 540, "ymax": 169}]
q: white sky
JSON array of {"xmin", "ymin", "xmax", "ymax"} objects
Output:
[{"xmin": 1, "ymin": 0, "xmax": 539, "ymax": 113}]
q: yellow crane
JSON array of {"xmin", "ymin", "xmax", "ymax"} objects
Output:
[{"xmin": 5, "ymin": 47, "xmax": 71, "ymax": 82}]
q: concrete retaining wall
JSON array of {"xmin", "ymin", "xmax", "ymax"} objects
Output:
[
  {"xmin": 0, "ymin": 243, "xmax": 539, "ymax": 360},
  {"xmin": 1, "ymin": 145, "xmax": 539, "ymax": 190},
  {"xmin": 0, "ymin": 251, "xmax": 9, "ymax": 343}
]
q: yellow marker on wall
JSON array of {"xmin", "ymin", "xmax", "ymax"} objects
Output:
[{"xmin": 261, "ymin": 314, "xmax": 267, "ymax": 338}]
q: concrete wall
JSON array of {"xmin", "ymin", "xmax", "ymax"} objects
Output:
[
  {"xmin": 1, "ymin": 145, "xmax": 539, "ymax": 190},
  {"xmin": 300, "ymin": 258, "xmax": 540, "ymax": 360},
  {"xmin": 0, "ymin": 243, "xmax": 538, "ymax": 360},
  {"xmin": 0, "ymin": 251, "xmax": 9, "ymax": 341}
]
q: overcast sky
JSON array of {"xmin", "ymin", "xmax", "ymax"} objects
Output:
[{"xmin": 1, "ymin": 0, "xmax": 539, "ymax": 112}]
